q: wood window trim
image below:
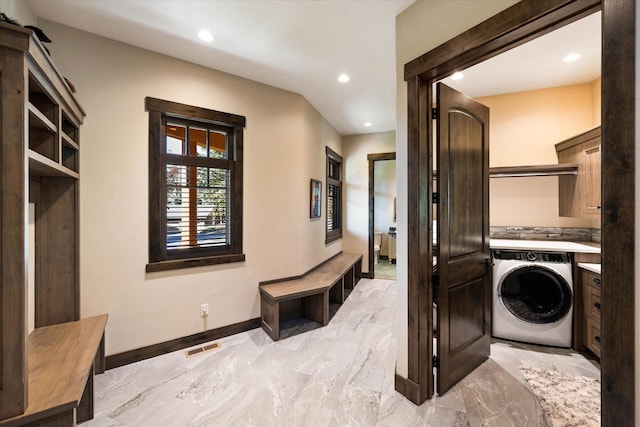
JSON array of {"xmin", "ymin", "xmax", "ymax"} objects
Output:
[
  {"xmin": 326, "ymin": 146, "xmax": 343, "ymax": 244},
  {"xmin": 402, "ymin": 2, "xmax": 635, "ymax": 426},
  {"xmin": 145, "ymin": 97, "xmax": 246, "ymax": 272}
]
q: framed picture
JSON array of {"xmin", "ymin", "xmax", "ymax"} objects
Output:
[{"xmin": 310, "ymin": 179, "xmax": 322, "ymax": 218}]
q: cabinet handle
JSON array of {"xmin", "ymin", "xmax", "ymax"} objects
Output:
[
  {"xmin": 594, "ymin": 336, "xmax": 601, "ymax": 343},
  {"xmin": 593, "ymin": 278, "xmax": 601, "ymax": 285},
  {"xmin": 586, "ymin": 206, "xmax": 601, "ymax": 210},
  {"xmin": 594, "ymin": 302, "xmax": 601, "ymax": 310}
]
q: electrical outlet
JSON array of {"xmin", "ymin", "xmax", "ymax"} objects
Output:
[{"xmin": 201, "ymin": 303, "xmax": 209, "ymax": 317}]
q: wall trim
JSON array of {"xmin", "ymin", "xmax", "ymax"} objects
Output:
[
  {"xmin": 394, "ymin": 371, "xmax": 422, "ymax": 405},
  {"xmin": 105, "ymin": 317, "xmax": 260, "ymax": 369}
]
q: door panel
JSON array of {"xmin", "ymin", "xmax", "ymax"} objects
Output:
[
  {"xmin": 449, "ymin": 279, "xmax": 485, "ymax": 351},
  {"xmin": 448, "ymin": 112, "xmax": 484, "ymax": 258},
  {"xmin": 436, "ymin": 83, "xmax": 491, "ymax": 394}
]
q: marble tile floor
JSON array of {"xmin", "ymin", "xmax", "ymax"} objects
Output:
[{"xmin": 85, "ymin": 279, "xmax": 600, "ymax": 427}]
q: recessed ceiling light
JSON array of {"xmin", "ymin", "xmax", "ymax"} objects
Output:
[
  {"xmin": 451, "ymin": 72, "xmax": 464, "ymax": 81},
  {"xmin": 563, "ymin": 52, "xmax": 581, "ymax": 63},
  {"xmin": 338, "ymin": 73, "xmax": 350, "ymax": 83},
  {"xmin": 364, "ymin": 122, "xmax": 372, "ymax": 127},
  {"xmin": 198, "ymin": 30, "xmax": 214, "ymax": 42}
]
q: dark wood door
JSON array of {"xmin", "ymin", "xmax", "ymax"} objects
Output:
[{"xmin": 436, "ymin": 83, "xmax": 491, "ymax": 394}]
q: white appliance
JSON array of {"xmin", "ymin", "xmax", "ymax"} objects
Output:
[{"xmin": 492, "ymin": 249, "xmax": 573, "ymax": 347}]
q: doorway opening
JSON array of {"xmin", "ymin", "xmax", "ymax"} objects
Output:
[
  {"xmin": 367, "ymin": 152, "xmax": 396, "ymax": 280},
  {"xmin": 401, "ymin": 2, "xmax": 635, "ymax": 425}
]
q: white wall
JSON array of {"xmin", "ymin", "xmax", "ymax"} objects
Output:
[
  {"xmin": 37, "ymin": 19, "xmax": 342, "ymax": 355},
  {"xmin": 342, "ymin": 131, "xmax": 396, "ymax": 273},
  {"xmin": 300, "ymin": 99, "xmax": 344, "ymax": 261},
  {"xmin": 395, "ymin": 0, "xmax": 519, "ymax": 380},
  {"xmin": 480, "ymin": 82, "xmax": 600, "ymax": 229},
  {"xmin": 0, "ymin": 0, "xmax": 36, "ymax": 24}
]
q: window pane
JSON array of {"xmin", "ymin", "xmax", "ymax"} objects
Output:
[
  {"xmin": 166, "ymin": 164, "xmax": 230, "ymax": 249},
  {"xmin": 196, "ymin": 185, "xmax": 229, "ymax": 247},
  {"xmin": 190, "ymin": 127, "xmax": 208, "ymax": 157},
  {"xmin": 209, "ymin": 130, "xmax": 227, "ymax": 159},
  {"xmin": 166, "ymin": 125, "xmax": 186, "ymax": 154},
  {"xmin": 328, "ymin": 159, "xmax": 341, "ymax": 180}
]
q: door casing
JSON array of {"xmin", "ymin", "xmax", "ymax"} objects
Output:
[{"xmin": 368, "ymin": 152, "xmax": 396, "ymax": 279}]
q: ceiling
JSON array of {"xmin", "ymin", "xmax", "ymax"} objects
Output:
[
  {"xmin": 442, "ymin": 12, "xmax": 601, "ymax": 98},
  {"xmin": 24, "ymin": 1, "xmax": 601, "ymax": 136}
]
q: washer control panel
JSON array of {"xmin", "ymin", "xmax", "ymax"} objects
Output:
[{"xmin": 492, "ymin": 250, "xmax": 571, "ymax": 263}]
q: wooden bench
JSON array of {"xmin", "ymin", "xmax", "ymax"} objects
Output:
[
  {"xmin": 259, "ymin": 253, "xmax": 362, "ymax": 341},
  {"xmin": 0, "ymin": 315, "xmax": 108, "ymax": 427}
]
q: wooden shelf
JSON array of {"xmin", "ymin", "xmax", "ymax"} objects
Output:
[
  {"xmin": 28, "ymin": 103, "xmax": 57, "ymax": 133},
  {"xmin": 489, "ymin": 163, "xmax": 578, "ymax": 178},
  {"xmin": 29, "ymin": 150, "xmax": 79, "ymax": 179},
  {"xmin": 61, "ymin": 133, "xmax": 79, "ymax": 151}
]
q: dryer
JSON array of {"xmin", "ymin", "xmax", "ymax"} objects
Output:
[{"xmin": 492, "ymin": 249, "xmax": 573, "ymax": 347}]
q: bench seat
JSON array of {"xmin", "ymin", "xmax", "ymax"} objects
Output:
[
  {"xmin": 0, "ymin": 315, "xmax": 108, "ymax": 427},
  {"xmin": 260, "ymin": 252, "xmax": 362, "ymax": 341}
]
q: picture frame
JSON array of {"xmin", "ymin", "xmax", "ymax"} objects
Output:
[{"xmin": 310, "ymin": 179, "xmax": 322, "ymax": 218}]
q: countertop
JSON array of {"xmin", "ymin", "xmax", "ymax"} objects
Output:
[
  {"xmin": 577, "ymin": 262, "xmax": 601, "ymax": 274},
  {"xmin": 490, "ymin": 239, "xmax": 601, "ymax": 254}
]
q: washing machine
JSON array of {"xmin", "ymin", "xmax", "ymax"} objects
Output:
[{"xmin": 492, "ymin": 249, "xmax": 573, "ymax": 347}]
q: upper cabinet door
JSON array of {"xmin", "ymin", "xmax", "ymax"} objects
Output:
[
  {"xmin": 583, "ymin": 144, "xmax": 601, "ymax": 216},
  {"xmin": 556, "ymin": 126, "xmax": 602, "ymax": 219},
  {"xmin": 436, "ymin": 83, "xmax": 491, "ymax": 394}
]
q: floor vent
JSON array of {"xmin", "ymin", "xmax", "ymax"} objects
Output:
[{"xmin": 185, "ymin": 342, "xmax": 221, "ymax": 358}]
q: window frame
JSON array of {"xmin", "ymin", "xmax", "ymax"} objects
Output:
[
  {"xmin": 326, "ymin": 146, "xmax": 343, "ymax": 244},
  {"xmin": 145, "ymin": 97, "xmax": 245, "ymax": 272}
]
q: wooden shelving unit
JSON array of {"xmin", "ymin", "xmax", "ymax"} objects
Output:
[{"xmin": 0, "ymin": 21, "xmax": 93, "ymax": 424}]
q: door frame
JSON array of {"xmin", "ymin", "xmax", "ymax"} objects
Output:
[
  {"xmin": 401, "ymin": 1, "xmax": 635, "ymax": 425},
  {"xmin": 367, "ymin": 152, "xmax": 396, "ymax": 278}
]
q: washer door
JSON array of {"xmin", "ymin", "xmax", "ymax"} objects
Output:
[{"xmin": 499, "ymin": 265, "xmax": 572, "ymax": 324}]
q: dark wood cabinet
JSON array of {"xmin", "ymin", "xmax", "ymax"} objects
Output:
[
  {"xmin": 581, "ymin": 268, "xmax": 602, "ymax": 358},
  {"xmin": 556, "ymin": 126, "xmax": 601, "ymax": 219},
  {"xmin": 0, "ymin": 22, "xmax": 85, "ymax": 421}
]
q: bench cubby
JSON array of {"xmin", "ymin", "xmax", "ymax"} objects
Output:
[{"xmin": 259, "ymin": 253, "xmax": 362, "ymax": 341}]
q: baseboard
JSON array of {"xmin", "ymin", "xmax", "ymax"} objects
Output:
[
  {"xmin": 105, "ymin": 317, "xmax": 261, "ymax": 370},
  {"xmin": 361, "ymin": 271, "xmax": 374, "ymax": 279},
  {"xmin": 395, "ymin": 372, "xmax": 423, "ymax": 405}
]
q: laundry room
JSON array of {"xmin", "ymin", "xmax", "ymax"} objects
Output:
[{"xmin": 440, "ymin": 12, "xmax": 602, "ymax": 362}]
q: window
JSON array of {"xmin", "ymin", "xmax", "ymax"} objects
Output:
[
  {"xmin": 326, "ymin": 146, "xmax": 343, "ymax": 243},
  {"xmin": 145, "ymin": 97, "xmax": 245, "ymax": 272}
]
